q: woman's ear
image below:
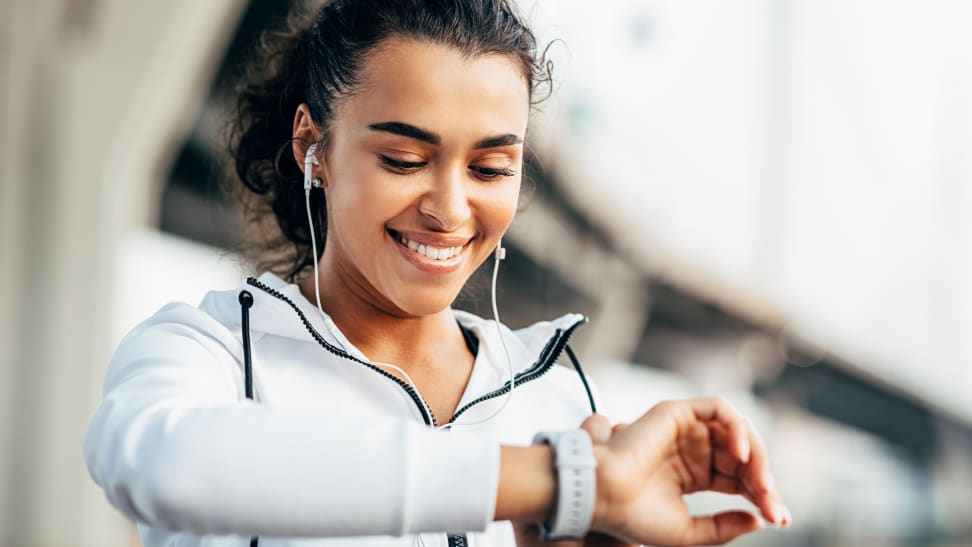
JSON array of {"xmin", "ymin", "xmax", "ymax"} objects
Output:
[{"xmin": 292, "ymin": 103, "xmax": 323, "ymax": 176}]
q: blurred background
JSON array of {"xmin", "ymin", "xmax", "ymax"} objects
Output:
[{"xmin": 1, "ymin": 0, "xmax": 970, "ymax": 545}]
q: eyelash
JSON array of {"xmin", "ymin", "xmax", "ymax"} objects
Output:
[{"xmin": 378, "ymin": 155, "xmax": 516, "ymax": 180}]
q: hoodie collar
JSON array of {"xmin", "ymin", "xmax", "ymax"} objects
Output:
[{"xmin": 202, "ymin": 272, "xmax": 586, "ymax": 376}]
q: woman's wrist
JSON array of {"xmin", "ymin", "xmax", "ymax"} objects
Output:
[
  {"xmin": 495, "ymin": 437, "xmax": 621, "ymax": 535},
  {"xmin": 495, "ymin": 445, "xmax": 556, "ymax": 522}
]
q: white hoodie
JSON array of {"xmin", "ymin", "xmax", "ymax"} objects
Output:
[{"xmin": 84, "ymin": 272, "xmax": 595, "ymax": 547}]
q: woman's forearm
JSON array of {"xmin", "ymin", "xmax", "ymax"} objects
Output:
[{"xmin": 495, "ymin": 444, "xmax": 556, "ymax": 523}]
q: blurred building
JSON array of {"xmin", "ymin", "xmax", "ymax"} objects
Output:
[{"xmin": 0, "ymin": 0, "xmax": 969, "ymax": 546}]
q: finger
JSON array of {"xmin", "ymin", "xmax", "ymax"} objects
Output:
[
  {"xmin": 738, "ymin": 424, "xmax": 787, "ymax": 525},
  {"xmin": 714, "ymin": 420, "xmax": 785, "ymax": 525},
  {"xmin": 684, "ymin": 397, "xmax": 750, "ymax": 463},
  {"xmin": 709, "ymin": 471, "xmax": 745, "ymax": 496},
  {"xmin": 707, "ymin": 422, "xmax": 746, "ymax": 481},
  {"xmin": 681, "ymin": 510, "xmax": 763, "ymax": 546},
  {"xmin": 692, "ymin": 400, "xmax": 789, "ymax": 525},
  {"xmin": 708, "ymin": 471, "xmax": 766, "ymax": 510},
  {"xmin": 579, "ymin": 413, "xmax": 613, "ymax": 444},
  {"xmin": 677, "ymin": 420, "xmax": 712, "ymax": 489},
  {"xmin": 709, "ymin": 424, "xmax": 773, "ymax": 507},
  {"xmin": 712, "ymin": 445, "xmax": 741, "ymax": 477},
  {"xmin": 718, "ymin": 418, "xmax": 791, "ymax": 526}
]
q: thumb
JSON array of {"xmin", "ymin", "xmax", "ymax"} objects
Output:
[
  {"xmin": 682, "ymin": 510, "xmax": 763, "ymax": 545},
  {"xmin": 579, "ymin": 413, "xmax": 613, "ymax": 443}
]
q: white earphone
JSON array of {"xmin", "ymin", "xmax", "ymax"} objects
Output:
[
  {"xmin": 466, "ymin": 236, "xmax": 517, "ymax": 429},
  {"xmin": 303, "ymin": 143, "xmax": 321, "ymax": 189},
  {"xmin": 304, "ymin": 144, "xmax": 324, "ymax": 316},
  {"xmin": 302, "ymin": 143, "xmax": 515, "ymax": 429}
]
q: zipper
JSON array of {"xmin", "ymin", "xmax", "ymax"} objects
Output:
[
  {"xmin": 447, "ymin": 318, "xmax": 585, "ymax": 424},
  {"xmin": 244, "ymin": 277, "xmax": 585, "ymax": 428},
  {"xmin": 246, "ymin": 277, "xmax": 435, "ymax": 425}
]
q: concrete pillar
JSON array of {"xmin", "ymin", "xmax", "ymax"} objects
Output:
[{"xmin": 0, "ymin": 0, "xmax": 245, "ymax": 544}]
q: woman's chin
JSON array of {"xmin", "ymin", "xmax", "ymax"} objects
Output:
[{"xmin": 387, "ymin": 286, "xmax": 464, "ymax": 318}]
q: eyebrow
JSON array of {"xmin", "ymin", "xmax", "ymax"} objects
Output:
[
  {"xmin": 369, "ymin": 121, "xmax": 440, "ymax": 145},
  {"xmin": 368, "ymin": 121, "xmax": 523, "ymax": 149},
  {"xmin": 473, "ymin": 133, "xmax": 523, "ymax": 149}
]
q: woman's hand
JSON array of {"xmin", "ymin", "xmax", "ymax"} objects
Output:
[{"xmin": 585, "ymin": 398, "xmax": 790, "ymax": 546}]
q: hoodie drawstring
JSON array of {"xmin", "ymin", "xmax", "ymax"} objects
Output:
[
  {"xmin": 564, "ymin": 344, "xmax": 598, "ymax": 414},
  {"xmin": 238, "ymin": 290, "xmax": 259, "ymax": 547}
]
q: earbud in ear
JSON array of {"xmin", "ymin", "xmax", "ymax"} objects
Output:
[{"xmin": 303, "ymin": 143, "xmax": 320, "ymax": 190}]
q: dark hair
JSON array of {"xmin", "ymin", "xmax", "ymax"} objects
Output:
[{"xmin": 228, "ymin": 0, "xmax": 552, "ymax": 281}]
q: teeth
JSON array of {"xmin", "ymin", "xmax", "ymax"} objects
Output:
[{"xmin": 398, "ymin": 234, "xmax": 464, "ymax": 261}]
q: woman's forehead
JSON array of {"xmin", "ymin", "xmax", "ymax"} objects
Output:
[{"xmin": 336, "ymin": 38, "xmax": 531, "ymax": 141}]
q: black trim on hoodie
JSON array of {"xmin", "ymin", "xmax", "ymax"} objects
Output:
[{"xmin": 242, "ymin": 276, "xmax": 589, "ymax": 428}]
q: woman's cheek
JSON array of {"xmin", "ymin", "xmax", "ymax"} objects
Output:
[{"xmin": 491, "ymin": 180, "xmax": 521, "ymax": 231}]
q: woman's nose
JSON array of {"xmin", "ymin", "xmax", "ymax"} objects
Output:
[{"xmin": 417, "ymin": 166, "xmax": 472, "ymax": 231}]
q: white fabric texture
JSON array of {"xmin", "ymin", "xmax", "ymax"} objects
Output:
[{"xmin": 84, "ymin": 272, "xmax": 594, "ymax": 546}]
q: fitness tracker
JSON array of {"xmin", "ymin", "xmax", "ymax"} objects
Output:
[{"xmin": 531, "ymin": 429, "xmax": 597, "ymax": 541}]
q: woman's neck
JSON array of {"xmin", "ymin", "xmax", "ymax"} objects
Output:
[{"xmin": 297, "ymin": 261, "xmax": 468, "ymax": 373}]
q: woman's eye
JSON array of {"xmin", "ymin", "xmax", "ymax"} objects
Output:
[
  {"xmin": 470, "ymin": 166, "xmax": 516, "ymax": 180},
  {"xmin": 379, "ymin": 155, "xmax": 426, "ymax": 173}
]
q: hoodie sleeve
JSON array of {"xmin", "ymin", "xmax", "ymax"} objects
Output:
[{"xmin": 82, "ymin": 309, "xmax": 499, "ymax": 537}]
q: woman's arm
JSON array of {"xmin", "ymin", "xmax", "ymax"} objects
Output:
[
  {"xmin": 496, "ymin": 444, "xmax": 556, "ymax": 522},
  {"xmin": 85, "ymin": 313, "xmax": 787, "ymax": 544},
  {"xmin": 84, "ymin": 317, "xmax": 499, "ymax": 537}
]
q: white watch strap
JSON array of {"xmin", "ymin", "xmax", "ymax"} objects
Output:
[{"xmin": 532, "ymin": 429, "xmax": 597, "ymax": 541}]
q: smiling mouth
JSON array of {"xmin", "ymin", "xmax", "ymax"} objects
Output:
[{"xmin": 387, "ymin": 229, "xmax": 470, "ymax": 261}]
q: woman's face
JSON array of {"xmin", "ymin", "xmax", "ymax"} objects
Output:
[{"xmin": 316, "ymin": 38, "xmax": 529, "ymax": 317}]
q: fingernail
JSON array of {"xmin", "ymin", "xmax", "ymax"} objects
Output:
[
  {"xmin": 783, "ymin": 507, "xmax": 793, "ymax": 527},
  {"xmin": 773, "ymin": 502, "xmax": 786, "ymax": 525},
  {"xmin": 762, "ymin": 469, "xmax": 776, "ymax": 491},
  {"xmin": 740, "ymin": 437, "xmax": 751, "ymax": 463}
]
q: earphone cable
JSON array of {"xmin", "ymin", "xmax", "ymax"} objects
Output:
[
  {"xmin": 443, "ymin": 243, "xmax": 515, "ymax": 429},
  {"xmin": 306, "ymin": 183, "xmax": 436, "ymax": 423},
  {"xmin": 305, "ymin": 188, "xmax": 325, "ymax": 315},
  {"xmin": 303, "ymin": 148, "xmax": 511, "ymax": 430}
]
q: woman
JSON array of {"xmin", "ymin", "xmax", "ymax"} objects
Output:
[{"xmin": 84, "ymin": 1, "xmax": 790, "ymax": 546}]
